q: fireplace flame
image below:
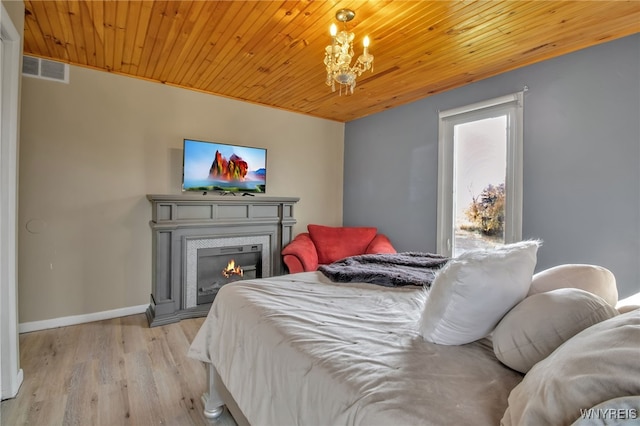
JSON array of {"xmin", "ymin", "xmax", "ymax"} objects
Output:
[{"xmin": 222, "ymin": 259, "xmax": 244, "ymax": 279}]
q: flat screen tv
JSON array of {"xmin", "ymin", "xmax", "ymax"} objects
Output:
[{"xmin": 182, "ymin": 139, "xmax": 267, "ymax": 194}]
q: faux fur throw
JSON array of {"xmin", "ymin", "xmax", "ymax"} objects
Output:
[{"xmin": 318, "ymin": 252, "xmax": 449, "ymax": 287}]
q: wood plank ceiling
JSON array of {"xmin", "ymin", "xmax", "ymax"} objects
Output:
[{"xmin": 22, "ymin": 1, "xmax": 640, "ymax": 122}]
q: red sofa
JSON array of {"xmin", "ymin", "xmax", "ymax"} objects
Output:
[{"xmin": 281, "ymin": 224, "xmax": 396, "ymax": 274}]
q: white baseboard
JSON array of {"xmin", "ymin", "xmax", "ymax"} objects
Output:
[{"xmin": 18, "ymin": 304, "xmax": 148, "ymax": 334}]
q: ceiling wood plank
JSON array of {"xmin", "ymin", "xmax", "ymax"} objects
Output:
[
  {"xmin": 64, "ymin": 0, "xmax": 87, "ymax": 64},
  {"xmin": 199, "ymin": 0, "xmax": 291, "ymax": 94},
  {"xmin": 153, "ymin": 0, "xmax": 205, "ymax": 82},
  {"xmin": 102, "ymin": 0, "xmax": 117, "ymax": 71},
  {"xmin": 120, "ymin": 1, "xmax": 142, "ymax": 74},
  {"xmin": 89, "ymin": 1, "xmax": 106, "ymax": 70},
  {"xmin": 145, "ymin": 1, "xmax": 195, "ymax": 79},
  {"xmin": 111, "ymin": 0, "xmax": 130, "ymax": 73},
  {"xmin": 23, "ymin": 1, "xmax": 52, "ymax": 59},
  {"xmin": 188, "ymin": 1, "xmax": 262, "ymax": 89},
  {"xmin": 27, "ymin": 1, "xmax": 67, "ymax": 61},
  {"xmin": 136, "ymin": 1, "xmax": 170, "ymax": 78},
  {"xmin": 51, "ymin": 1, "xmax": 78, "ymax": 63},
  {"xmin": 173, "ymin": 1, "xmax": 239, "ymax": 87},
  {"xmin": 78, "ymin": 0, "xmax": 98, "ymax": 68},
  {"xmin": 127, "ymin": 1, "xmax": 154, "ymax": 75},
  {"xmin": 161, "ymin": 1, "xmax": 219, "ymax": 83}
]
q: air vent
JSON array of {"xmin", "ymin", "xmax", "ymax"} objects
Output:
[{"xmin": 22, "ymin": 55, "xmax": 69, "ymax": 83}]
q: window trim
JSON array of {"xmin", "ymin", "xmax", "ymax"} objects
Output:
[{"xmin": 436, "ymin": 91, "xmax": 524, "ymax": 256}]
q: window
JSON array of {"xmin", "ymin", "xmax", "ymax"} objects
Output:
[{"xmin": 437, "ymin": 92, "xmax": 524, "ymax": 257}]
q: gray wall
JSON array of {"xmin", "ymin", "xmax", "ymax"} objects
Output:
[{"xmin": 344, "ymin": 34, "xmax": 640, "ymax": 298}]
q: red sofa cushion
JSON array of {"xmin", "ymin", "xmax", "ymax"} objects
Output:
[
  {"xmin": 365, "ymin": 234, "xmax": 397, "ymax": 254},
  {"xmin": 308, "ymin": 225, "xmax": 377, "ymax": 265}
]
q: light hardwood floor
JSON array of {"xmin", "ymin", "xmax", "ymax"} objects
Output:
[{"xmin": 1, "ymin": 314, "xmax": 236, "ymax": 426}]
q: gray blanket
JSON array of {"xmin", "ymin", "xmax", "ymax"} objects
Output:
[{"xmin": 318, "ymin": 252, "xmax": 449, "ymax": 287}]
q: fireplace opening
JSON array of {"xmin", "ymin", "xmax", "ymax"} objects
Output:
[{"xmin": 196, "ymin": 244, "xmax": 262, "ymax": 305}]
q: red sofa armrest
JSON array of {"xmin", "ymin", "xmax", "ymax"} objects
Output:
[
  {"xmin": 281, "ymin": 233, "xmax": 319, "ymax": 273},
  {"xmin": 365, "ymin": 234, "xmax": 397, "ymax": 254}
]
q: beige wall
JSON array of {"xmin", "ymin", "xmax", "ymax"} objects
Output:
[{"xmin": 18, "ymin": 65, "xmax": 344, "ymax": 323}]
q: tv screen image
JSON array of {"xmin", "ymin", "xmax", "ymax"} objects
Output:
[{"xmin": 182, "ymin": 139, "xmax": 267, "ymax": 193}]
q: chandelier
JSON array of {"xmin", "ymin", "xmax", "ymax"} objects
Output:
[{"xmin": 324, "ymin": 9, "xmax": 374, "ymax": 95}]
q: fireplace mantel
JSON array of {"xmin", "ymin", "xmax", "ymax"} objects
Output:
[{"xmin": 146, "ymin": 194, "xmax": 299, "ymax": 326}]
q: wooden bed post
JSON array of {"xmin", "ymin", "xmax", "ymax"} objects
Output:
[{"xmin": 202, "ymin": 363, "xmax": 225, "ymax": 419}]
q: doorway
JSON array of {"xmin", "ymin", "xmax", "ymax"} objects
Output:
[
  {"xmin": 437, "ymin": 92, "xmax": 524, "ymax": 257},
  {"xmin": 0, "ymin": 2, "xmax": 23, "ymax": 400}
]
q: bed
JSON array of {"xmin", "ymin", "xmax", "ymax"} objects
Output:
[{"xmin": 188, "ymin": 271, "xmax": 524, "ymax": 425}]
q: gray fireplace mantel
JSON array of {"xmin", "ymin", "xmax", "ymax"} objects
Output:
[{"xmin": 146, "ymin": 194, "xmax": 299, "ymax": 327}]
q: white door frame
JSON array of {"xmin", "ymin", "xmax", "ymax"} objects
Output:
[
  {"xmin": 0, "ymin": 2, "xmax": 23, "ymax": 400},
  {"xmin": 436, "ymin": 91, "xmax": 524, "ymax": 256}
]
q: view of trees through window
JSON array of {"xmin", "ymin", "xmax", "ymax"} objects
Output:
[{"xmin": 453, "ymin": 116, "xmax": 506, "ymax": 255}]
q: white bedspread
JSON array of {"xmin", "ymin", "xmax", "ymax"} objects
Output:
[{"xmin": 188, "ymin": 272, "xmax": 523, "ymax": 425}]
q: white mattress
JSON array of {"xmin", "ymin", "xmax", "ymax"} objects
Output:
[{"xmin": 188, "ymin": 272, "xmax": 523, "ymax": 425}]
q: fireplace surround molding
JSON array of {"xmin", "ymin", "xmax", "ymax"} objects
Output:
[{"xmin": 146, "ymin": 194, "xmax": 299, "ymax": 327}]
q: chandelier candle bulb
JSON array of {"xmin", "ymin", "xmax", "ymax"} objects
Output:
[{"xmin": 363, "ymin": 36, "xmax": 369, "ymax": 54}]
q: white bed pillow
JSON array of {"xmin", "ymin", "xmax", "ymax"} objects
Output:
[
  {"xmin": 493, "ymin": 288, "xmax": 618, "ymax": 373},
  {"xmin": 528, "ymin": 264, "xmax": 618, "ymax": 307},
  {"xmin": 419, "ymin": 240, "xmax": 540, "ymax": 345},
  {"xmin": 501, "ymin": 310, "xmax": 640, "ymax": 426}
]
